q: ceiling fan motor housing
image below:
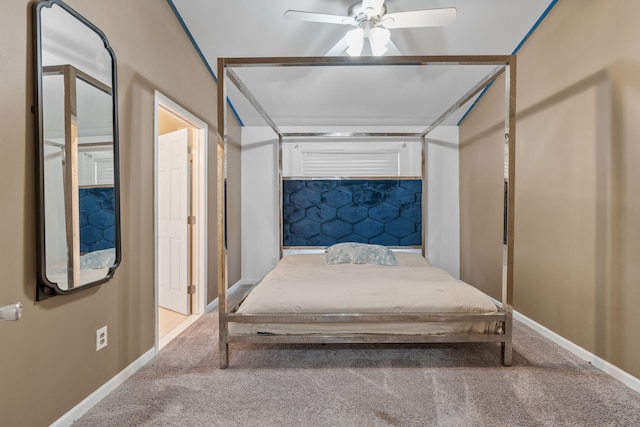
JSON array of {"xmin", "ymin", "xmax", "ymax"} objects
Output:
[{"xmin": 348, "ymin": 1, "xmax": 387, "ymax": 24}]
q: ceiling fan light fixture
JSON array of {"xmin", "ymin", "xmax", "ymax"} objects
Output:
[
  {"xmin": 369, "ymin": 40, "xmax": 387, "ymax": 56},
  {"xmin": 345, "ymin": 28, "xmax": 364, "ymax": 56},
  {"xmin": 369, "ymin": 27, "xmax": 390, "ymax": 56},
  {"xmin": 345, "ymin": 28, "xmax": 364, "ymax": 46},
  {"xmin": 346, "ymin": 41, "xmax": 364, "ymax": 56}
]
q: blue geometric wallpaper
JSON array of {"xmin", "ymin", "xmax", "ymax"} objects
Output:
[
  {"xmin": 79, "ymin": 187, "xmax": 116, "ymax": 253},
  {"xmin": 283, "ymin": 179, "xmax": 422, "ymax": 247}
]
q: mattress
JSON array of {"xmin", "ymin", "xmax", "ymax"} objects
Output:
[{"xmin": 229, "ymin": 252, "xmax": 499, "ymax": 336}]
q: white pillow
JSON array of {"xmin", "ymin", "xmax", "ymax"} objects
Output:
[{"xmin": 325, "ymin": 242, "xmax": 398, "ymax": 266}]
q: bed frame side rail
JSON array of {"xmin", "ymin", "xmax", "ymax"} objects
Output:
[{"xmin": 219, "ymin": 306, "xmax": 512, "ymax": 367}]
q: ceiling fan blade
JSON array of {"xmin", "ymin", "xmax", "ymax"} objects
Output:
[
  {"xmin": 380, "ymin": 7, "xmax": 457, "ymax": 29},
  {"xmin": 361, "ymin": 0, "xmax": 385, "ymax": 18},
  {"xmin": 284, "ymin": 10, "xmax": 356, "ymax": 26}
]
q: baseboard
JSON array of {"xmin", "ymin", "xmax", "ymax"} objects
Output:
[
  {"xmin": 205, "ymin": 280, "xmax": 248, "ymax": 312},
  {"xmin": 50, "ymin": 348, "xmax": 156, "ymax": 427},
  {"xmin": 489, "ymin": 297, "xmax": 640, "ymax": 394},
  {"xmin": 205, "ymin": 297, "xmax": 218, "ymax": 313}
]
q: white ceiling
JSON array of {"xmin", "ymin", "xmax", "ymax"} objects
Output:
[{"xmin": 170, "ymin": 0, "xmax": 555, "ymax": 130}]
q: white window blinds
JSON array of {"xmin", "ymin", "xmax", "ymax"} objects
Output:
[
  {"xmin": 282, "ymin": 140, "xmax": 422, "ymax": 177},
  {"xmin": 301, "ymin": 150, "xmax": 399, "ymax": 177},
  {"xmin": 95, "ymin": 157, "xmax": 114, "ymax": 185}
]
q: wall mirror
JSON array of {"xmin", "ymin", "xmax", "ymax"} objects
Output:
[{"xmin": 33, "ymin": 0, "xmax": 121, "ymax": 300}]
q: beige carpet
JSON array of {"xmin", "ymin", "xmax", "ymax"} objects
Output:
[{"xmin": 74, "ymin": 310, "xmax": 640, "ymax": 426}]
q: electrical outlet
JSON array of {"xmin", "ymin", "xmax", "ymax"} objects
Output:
[{"xmin": 96, "ymin": 326, "xmax": 108, "ymax": 351}]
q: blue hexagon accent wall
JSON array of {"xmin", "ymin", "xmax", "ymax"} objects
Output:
[
  {"xmin": 79, "ymin": 187, "xmax": 116, "ymax": 253},
  {"xmin": 283, "ymin": 180, "xmax": 422, "ymax": 247}
]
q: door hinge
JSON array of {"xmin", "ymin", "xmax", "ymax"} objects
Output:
[
  {"xmin": 187, "ymin": 285, "xmax": 196, "ymax": 294},
  {"xmin": 187, "ymin": 145, "xmax": 193, "ymax": 154},
  {"xmin": 187, "ymin": 216, "xmax": 196, "ymax": 225}
]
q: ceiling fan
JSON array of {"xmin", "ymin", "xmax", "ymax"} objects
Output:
[{"xmin": 284, "ymin": 0, "xmax": 457, "ymax": 56}]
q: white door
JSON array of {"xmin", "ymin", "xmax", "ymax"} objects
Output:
[{"xmin": 158, "ymin": 128, "xmax": 190, "ymax": 315}]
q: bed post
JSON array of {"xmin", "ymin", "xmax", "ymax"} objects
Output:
[
  {"xmin": 503, "ymin": 55, "xmax": 516, "ymax": 309},
  {"xmin": 501, "ymin": 306, "xmax": 513, "ymax": 366},
  {"xmin": 278, "ymin": 134, "xmax": 283, "ymax": 260},
  {"xmin": 421, "ymin": 135, "xmax": 427, "ymax": 258},
  {"xmin": 500, "ymin": 55, "xmax": 516, "ymax": 366},
  {"xmin": 217, "ymin": 57, "xmax": 229, "ymax": 369}
]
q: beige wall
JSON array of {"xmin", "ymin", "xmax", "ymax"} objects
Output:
[
  {"xmin": 0, "ymin": 0, "xmax": 227, "ymax": 424},
  {"xmin": 460, "ymin": 0, "xmax": 640, "ymax": 379}
]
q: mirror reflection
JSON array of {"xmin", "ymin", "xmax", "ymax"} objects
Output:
[{"xmin": 35, "ymin": 0, "xmax": 120, "ymax": 297}]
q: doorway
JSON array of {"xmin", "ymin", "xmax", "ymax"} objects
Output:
[{"xmin": 154, "ymin": 91, "xmax": 208, "ymax": 350}]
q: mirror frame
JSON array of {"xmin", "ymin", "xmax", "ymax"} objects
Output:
[{"xmin": 33, "ymin": 0, "xmax": 121, "ymax": 300}]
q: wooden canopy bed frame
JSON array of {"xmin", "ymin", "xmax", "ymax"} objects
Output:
[{"xmin": 216, "ymin": 55, "xmax": 517, "ymax": 369}]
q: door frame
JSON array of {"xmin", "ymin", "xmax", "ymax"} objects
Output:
[{"xmin": 153, "ymin": 91, "xmax": 208, "ymax": 351}]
